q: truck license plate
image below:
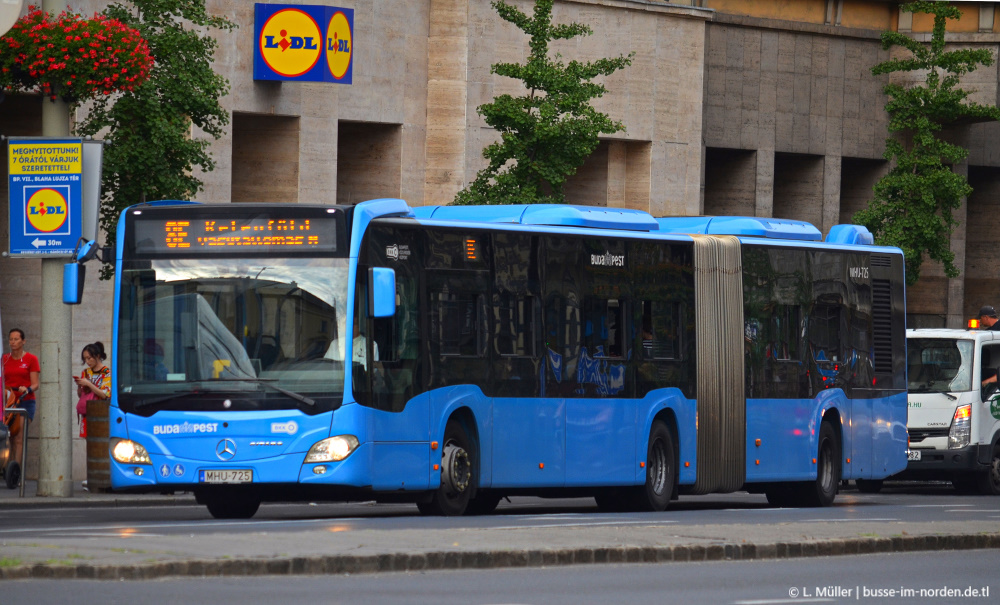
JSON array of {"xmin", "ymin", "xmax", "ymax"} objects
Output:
[
  {"xmin": 199, "ymin": 469, "xmax": 253, "ymax": 484},
  {"xmin": 906, "ymin": 449, "xmax": 921, "ymax": 461}
]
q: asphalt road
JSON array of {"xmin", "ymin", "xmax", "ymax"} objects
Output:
[
  {"xmin": 1, "ymin": 483, "xmax": 998, "ymax": 538},
  {"xmin": 0, "ymin": 482, "xmax": 995, "ymax": 581},
  {"xmin": 2, "ymin": 550, "xmax": 997, "ymax": 605}
]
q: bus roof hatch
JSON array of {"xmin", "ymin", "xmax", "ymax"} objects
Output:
[
  {"xmin": 654, "ymin": 216, "xmax": 822, "ymax": 241},
  {"xmin": 413, "ymin": 204, "xmax": 660, "ymax": 232}
]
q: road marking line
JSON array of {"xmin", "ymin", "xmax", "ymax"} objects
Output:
[
  {"xmin": 799, "ymin": 518, "xmax": 898, "ymax": 522},
  {"xmin": 907, "ymin": 504, "xmax": 974, "ymax": 507},
  {"xmin": 486, "ymin": 520, "xmax": 678, "ymax": 530},
  {"xmin": 40, "ymin": 532, "xmax": 165, "ymax": 538},
  {"xmin": 0, "ymin": 517, "xmax": 366, "ymax": 535}
]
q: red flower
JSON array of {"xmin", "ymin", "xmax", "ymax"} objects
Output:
[{"xmin": 0, "ymin": 5, "xmax": 153, "ymax": 104}]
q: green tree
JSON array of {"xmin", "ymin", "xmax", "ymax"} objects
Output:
[
  {"xmin": 76, "ymin": 0, "xmax": 234, "ymax": 274},
  {"xmin": 855, "ymin": 1, "xmax": 1000, "ymax": 286},
  {"xmin": 454, "ymin": 0, "xmax": 633, "ymax": 206}
]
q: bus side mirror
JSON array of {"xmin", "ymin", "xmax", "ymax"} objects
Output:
[
  {"xmin": 368, "ymin": 267, "xmax": 396, "ymax": 318},
  {"xmin": 63, "ymin": 262, "xmax": 85, "ymax": 305}
]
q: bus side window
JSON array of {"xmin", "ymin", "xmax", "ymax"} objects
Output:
[
  {"xmin": 583, "ymin": 298, "xmax": 624, "ymax": 359},
  {"xmin": 770, "ymin": 305, "xmax": 800, "ymax": 361},
  {"xmin": 433, "ymin": 290, "xmax": 484, "ymax": 358},
  {"xmin": 497, "ymin": 293, "xmax": 538, "ymax": 358},
  {"xmin": 641, "ymin": 300, "xmax": 682, "ymax": 360}
]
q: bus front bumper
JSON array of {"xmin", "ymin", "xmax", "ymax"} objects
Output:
[{"xmin": 109, "ymin": 443, "xmax": 376, "ymax": 492}]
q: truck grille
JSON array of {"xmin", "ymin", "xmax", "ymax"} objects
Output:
[{"xmin": 908, "ymin": 428, "xmax": 949, "ymax": 443}]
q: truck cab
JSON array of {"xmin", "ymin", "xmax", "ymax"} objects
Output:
[{"xmin": 900, "ymin": 328, "xmax": 1000, "ymax": 494}]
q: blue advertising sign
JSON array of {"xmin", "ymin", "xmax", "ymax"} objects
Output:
[
  {"xmin": 6, "ymin": 138, "xmax": 82, "ymax": 257},
  {"xmin": 253, "ymin": 3, "xmax": 353, "ymax": 84}
]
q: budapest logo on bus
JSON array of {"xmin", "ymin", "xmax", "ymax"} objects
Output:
[
  {"xmin": 25, "ymin": 188, "xmax": 69, "ymax": 233},
  {"xmin": 326, "ymin": 10, "xmax": 352, "ymax": 80},
  {"xmin": 259, "ymin": 8, "xmax": 322, "ymax": 78}
]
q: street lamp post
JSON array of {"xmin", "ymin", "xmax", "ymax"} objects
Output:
[{"xmin": 36, "ymin": 0, "xmax": 73, "ymax": 498}]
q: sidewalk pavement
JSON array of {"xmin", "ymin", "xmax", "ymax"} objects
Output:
[{"xmin": 0, "ymin": 479, "xmax": 196, "ymax": 509}]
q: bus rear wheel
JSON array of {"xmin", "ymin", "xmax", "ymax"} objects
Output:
[
  {"xmin": 797, "ymin": 421, "xmax": 840, "ymax": 507},
  {"xmin": 766, "ymin": 422, "xmax": 840, "ymax": 507},
  {"xmin": 418, "ymin": 419, "xmax": 475, "ymax": 516},
  {"xmin": 623, "ymin": 421, "xmax": 675, "ymax": 512}
]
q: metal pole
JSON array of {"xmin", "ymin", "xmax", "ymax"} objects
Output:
[
  {"xmin": 19, "ymin": 416, "xmax": 28, "ymax": 498},
  {"xmin": 37, "ymin": 0, "xmax": 74, "ymax": 498}
]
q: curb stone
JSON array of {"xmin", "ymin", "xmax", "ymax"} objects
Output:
[{"xmin": 1, "ymin": 533, "xmax": 998, "ymax": 581}]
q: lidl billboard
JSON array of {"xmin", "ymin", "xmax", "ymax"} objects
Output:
[
  {"xmin": 254, "ymin": 4, "xmax": 353, "ymax": 84},
  {"xmin": 6, "ymin": 138, "xmax": 82, "ymax": 257}
]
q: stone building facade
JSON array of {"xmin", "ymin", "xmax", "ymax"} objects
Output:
[{"xmin": 2, "ymin": 1, "xmax": 1000, "ymax": 478}]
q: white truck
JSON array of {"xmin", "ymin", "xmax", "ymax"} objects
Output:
[{"xmin": 884, "ymin": 328, "xmax": 1000, "ymax": 494}]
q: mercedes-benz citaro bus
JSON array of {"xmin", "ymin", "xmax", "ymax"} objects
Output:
[{"xmin": 65, "ymin": 199, "xmax": 908, "ymax": 518}]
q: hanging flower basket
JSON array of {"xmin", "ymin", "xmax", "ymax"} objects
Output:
[{"xmin": 0, "ymin": 5, "xmax": 153, "ymax": 104}]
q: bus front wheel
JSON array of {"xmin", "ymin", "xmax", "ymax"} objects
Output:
[
  {"xmin": 201, "ymin": 490, "xmax": 261, "ymax": 519},
  {"xmin": 418, "ymin": 419, "xmax": 475, "ymax": 516}
]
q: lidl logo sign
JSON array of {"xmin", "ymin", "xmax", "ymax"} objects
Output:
[
  {"xmin": 26, "ymin": 188, "xmax": 69, "ymax": 233},
  {"xmin": 259, "ymin": 8, "xmax": 322, "ymax": 78},
  {"xmin": 326, "ymin": 11, "xmax": 352, "ymax": 80},
  {"xmin": 254, "ymin": 4, "xmax": 353, "ymax": 84}
]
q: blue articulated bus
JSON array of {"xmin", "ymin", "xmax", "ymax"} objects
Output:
[{"xmin": 81, "ymin": 199, "xmax": 908, "ymax": 518}]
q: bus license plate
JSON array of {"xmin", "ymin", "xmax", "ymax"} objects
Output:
[
  {"xmin": 199, "ymin": 469, "xmax": 252, "ymax": 484},
  {"xmin": 907, "ymin": 449, "xmax": 921, "ymax": 461}
]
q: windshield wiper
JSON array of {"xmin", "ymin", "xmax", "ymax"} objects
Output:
[
  {"xmin": 908, "ymin": 387, "xmax": 958, "ymax": 400},
  {"xmin": 208, "ymin": 377, "xmax": 315, "ymax": 406}
]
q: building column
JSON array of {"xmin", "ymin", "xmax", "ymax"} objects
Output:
[
  {"xmin": 822, "ymin": 154, "xmax": 842, "ymax": 235},
  {"xmin": 755, "ymin": 147, "xmax": 774, "ymax": 217},
  {"xmin": 947, "ymin": 160, "xmax": 969, "ymax": 329},
  {"xmin": 299, "ymin": 83, "xmax": 339, "ymax": 204},
  {"xmin": 423, "ymin": 0, "xmax": 469, "ymax": 205},
  {"xmin": 607, "ymin": 141, "xmax": 627, "ymax": 208}
]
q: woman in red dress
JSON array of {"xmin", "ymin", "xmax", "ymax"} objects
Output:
[{"xmin": 3, "ymin": 328, "xmax": 40, "ymax": 469}]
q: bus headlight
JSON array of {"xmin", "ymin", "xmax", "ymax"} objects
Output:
[
  {"xmin": 305, "ymin": 435, "xmax": 359, "ymax": 463},
  {"xmin": 110, "ymin": 438, "xmax": 152, "ymax": 465}
]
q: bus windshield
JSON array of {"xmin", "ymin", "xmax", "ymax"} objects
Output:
[
  {"xmin": 116, "ymin": 257, "xmax": 350, "ymax": 415},
  {"xmin": 907, "ymin": 338, "xmax": 973, "ymax": 394}
]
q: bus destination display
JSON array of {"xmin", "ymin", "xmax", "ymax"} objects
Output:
[{"xmin": 134, "ymin": 216, "xmax": 338, "ymax": 254}]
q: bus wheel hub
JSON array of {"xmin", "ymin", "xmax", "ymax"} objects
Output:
[{"xmin": 442, "ymin": 444, "xmax": 470, "ymax": 494}]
